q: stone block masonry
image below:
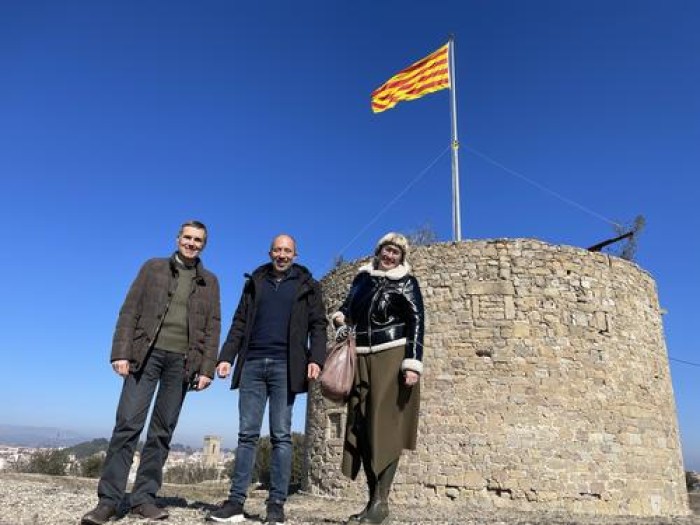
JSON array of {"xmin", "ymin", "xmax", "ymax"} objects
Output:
[{"xmin": 303, "ymin": 239, "xmax": 689, "ymax": 517}]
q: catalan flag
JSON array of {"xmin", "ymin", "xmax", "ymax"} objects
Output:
[{"xmin": 371, "ymin": 43, "xmax": 450, "ymax": 113}]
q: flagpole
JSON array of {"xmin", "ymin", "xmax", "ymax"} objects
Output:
[{"xmin": 448, "ymin": 36, "xmax": 462, "ymax": 241}]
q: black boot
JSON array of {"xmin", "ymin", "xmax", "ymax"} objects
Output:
[
  {"xmin": 360, "ymin": 460, "xmax": 398, "ymax": 524},
  {"xmin": 349, "ymin": 461, "xmax": 377, "ymax": 522}
]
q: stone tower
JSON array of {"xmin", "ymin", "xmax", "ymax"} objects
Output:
[
  {"xmin": 203, "ymin": 435, "xmax": 221, "ymax": 469},
  {"xmin": 304, "ymin": 239, "xmax": 689, "ymax": 516}
]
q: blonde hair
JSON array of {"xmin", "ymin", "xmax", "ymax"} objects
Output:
[{"xmin": 374, "ymin": 232, "xmax": 409, "ymax": 263}]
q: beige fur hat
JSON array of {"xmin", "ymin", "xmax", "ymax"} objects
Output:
[{"xmin": 374, "ymin": 232, "xmax": 410, "ymax": 263}]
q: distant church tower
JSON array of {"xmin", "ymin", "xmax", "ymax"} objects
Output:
[{"xmin": 203, "ymin": 435, "xmax": 221, "ymax": 468}]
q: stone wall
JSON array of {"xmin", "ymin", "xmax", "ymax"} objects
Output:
[{"xmin": 303, "ymin": 239, "xmax": 689, "ymax": 516}]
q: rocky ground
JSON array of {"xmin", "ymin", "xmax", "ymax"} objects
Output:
[{"xmin": 0, "ymin": 472, "xmax": 698, "ymax": 525}]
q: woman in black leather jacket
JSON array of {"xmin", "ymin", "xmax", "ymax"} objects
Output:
[{"xmin": 332, "ymin": 232, "xmax": 425, "ymax": 524}]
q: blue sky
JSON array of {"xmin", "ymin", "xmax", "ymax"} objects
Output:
[{"xmin": 1, "ymin": 1, "xmax": 698, "ymax": 469}]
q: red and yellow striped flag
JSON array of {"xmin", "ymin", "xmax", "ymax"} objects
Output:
[{"xmin": 371, "ymin": 43, "xmax": 450, "ymax": 114}]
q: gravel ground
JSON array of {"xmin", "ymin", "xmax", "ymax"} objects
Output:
[{"xmin": 0, "ymin": 472, "xmax": 698, "ymax": 525}]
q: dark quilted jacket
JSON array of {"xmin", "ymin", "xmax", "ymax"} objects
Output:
[{"xmin": 110, "ymin": 254, "xmax": 221, "ymax": 379}]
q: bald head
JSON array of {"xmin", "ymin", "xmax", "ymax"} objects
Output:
[
  {"xmin": 269, "ymin": 234, "xmax": 297, "ymax": 275},
  {"xmin": 269, "ymin": 234, "xmax": 297, "ymax": 254}
]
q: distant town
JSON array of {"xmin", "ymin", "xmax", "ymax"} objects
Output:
[{"xmin": 0, "ymin": 435, "xmax": 235, "ymax": 480}]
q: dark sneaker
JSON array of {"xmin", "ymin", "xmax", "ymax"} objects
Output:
[
  {"xmin": 206, "ymin": 500, "xmax": 245, "ymax": 523},
  {"xmin": 265, "ymin": 502, "xmax": 285, "ymax": 525},
  {"xmin": 130, "ymin": 503, "xmax": 169, "ymax": 520},
  {"xmin": 81, "ymin": 503, "xmax": 117, "ymax": 525}
]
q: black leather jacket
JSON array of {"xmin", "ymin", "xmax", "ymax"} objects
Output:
[{"xmin": 337, "ymin": 263, "xmax": 425, "ymax": 373}]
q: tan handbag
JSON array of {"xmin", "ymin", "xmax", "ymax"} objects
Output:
[{"xmin": 319, "ymin": 331, "xmax": 357, "ymax": 402}]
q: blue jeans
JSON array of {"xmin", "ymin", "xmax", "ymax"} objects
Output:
[
  {"xmin": 228, "ymin": 357, "xmax": 295, "ymax": 505},
  {"xmin": 98, "ymin": 348, "xmax": 188, "ymax": 507}
]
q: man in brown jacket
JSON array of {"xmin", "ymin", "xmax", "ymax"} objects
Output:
[{"xmin": 81, "ymin": 220, "xmax": 221, "ymax": 525}]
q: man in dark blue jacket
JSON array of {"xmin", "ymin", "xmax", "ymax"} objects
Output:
[{"xmin": 207, "ymin": 234, "xmax": 326, "ymax": 525}]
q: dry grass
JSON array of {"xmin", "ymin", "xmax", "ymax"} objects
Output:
[
  {"xmin": 1, "ymin": 471, "xmax": 230, "ymax": 503},
  {"xmin": 4, "ymin": 472, "xmax": 700, "ymax": 522}
]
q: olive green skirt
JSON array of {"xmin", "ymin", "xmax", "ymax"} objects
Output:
[{"xmin": 341, "ymin": 344, "xmax": 420, "ymax": 479}]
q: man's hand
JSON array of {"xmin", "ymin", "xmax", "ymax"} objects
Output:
[
  {"xmin": 307, "ymin": 363, "xmax": 321, "ymax": 381},
  {"xmin": 217, "ymin": 362, "xmax": 231, "ymax": 378},
  {"xmin": 111, "ymin": 359, "xmax": 130, "ymax": 378},
  {"xmin": 196, "ymin": 376, "xmax": 212, "ymax": 390}
]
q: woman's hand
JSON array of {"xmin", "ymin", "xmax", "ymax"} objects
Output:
[
  {"xmin": 404, "ymin": 370, "xmax": 419, "ymax": 386},
  {"xmin": 332, "ymin": 313, "xmax": 346, "ymax": 327}
]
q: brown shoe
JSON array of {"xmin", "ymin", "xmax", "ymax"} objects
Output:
[
  {"xmin": 81, "ymin": 503, "xmax": 117, "ymax": 525},
  {"xmin": 130, "ymin": 503, "xmax": 169, "ymax": 520}
]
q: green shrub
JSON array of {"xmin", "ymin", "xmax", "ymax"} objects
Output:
[
  {"xmin": 163, "ymin": 464, "xmax": 220, "ymax": 484},
  {"xmin": 20, "ymin": 449, "xmax": 69, "ymax": 476},
  {"xmin": 229, "ymin": 432, "xmax": 304, "ymax": 493},
  {"xmin": 80, "ymin": 454, "xmax": 105, "ymax": 478}
]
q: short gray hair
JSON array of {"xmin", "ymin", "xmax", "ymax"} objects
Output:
[{"xmin": 178, "ymin": 220, "xmax": 208, "ymax": 245}]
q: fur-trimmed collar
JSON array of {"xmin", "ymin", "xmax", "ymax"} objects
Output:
[{"xmin": 357, "ymin": 261, "xmax": 411, "ymax": 280}]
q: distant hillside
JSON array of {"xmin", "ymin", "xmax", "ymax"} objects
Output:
[
  {"xmin": 0, "ymin": 424, "xmax": 90, "ymax": 447},
  {"xmin": 64, "ymin": 438, "xmax": 109, "ymax": 458},
  {"xmin": 0, "ymin": 425, "xmax": 209, "ymax": 452}
]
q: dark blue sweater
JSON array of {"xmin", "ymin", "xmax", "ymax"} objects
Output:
[{"xmin": 247, "ymin": 267, "xmax": 300, "ymax": 360}]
